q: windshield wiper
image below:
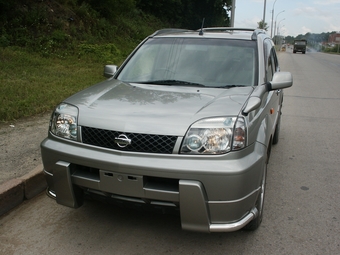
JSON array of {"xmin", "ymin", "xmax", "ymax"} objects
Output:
[
  {"xmin": 135, "ymin": 80, "xmax": 206, "ymax": 87},
  {"xmin": 214, "ymin": 84, "xmax": 250, "ymax": 88}
]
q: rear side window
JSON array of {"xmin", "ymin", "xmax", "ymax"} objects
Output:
[{"xmin": 264, "ymin": 39, "xmax": 279, "ymax": 82}]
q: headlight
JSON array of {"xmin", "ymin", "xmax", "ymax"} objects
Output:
[
  {"xmin": 50, "ymin": 103, "xmax": 78, "ymax": 140},
  {"xmin": 180, "ymin": 117, "xmax": 246, "ymax": 154}
]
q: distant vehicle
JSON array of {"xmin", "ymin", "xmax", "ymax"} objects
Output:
[{"xmin": 293, "ymin": 39, "xmax": 307, "ymax": 54}]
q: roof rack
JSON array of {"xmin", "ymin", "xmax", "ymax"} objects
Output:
[
  {"xmin": 150, "ymin": 27, "xmax": 267, "ymax": 41},
  {"xmin": 196, "ymin": 27, "xmax": 267, "ymax": 41},
  {"xmin": 199, "ymin": 27, "xmax": 255, "ymax": 32},
  {"xmin": 151, "ymin": 29, "xmax": 193, "ymax": 37}
]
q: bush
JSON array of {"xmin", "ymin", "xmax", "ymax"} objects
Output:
[
  {"xmin": 323, "ymin": 45, "xmax": 340, "ymax": 53},
  {"xmin": 78, "ymin": 43, "xmax": 123, "ymax": 64}
]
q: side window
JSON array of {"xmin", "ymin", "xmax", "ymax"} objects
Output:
[
  {"xmin": 264, "ymin": 39, "xmax": 278, "ymax": 82},
  {"xmin": 267, "ymin": 52, "xmax": 274, "ymax": 81},
  {"xmin": 271, "ymin": 48, "xmax": 279, "ymax": 72},
  {"xmin": 263, "ymin": 39, "xmax": 275, "ymax": 82}
]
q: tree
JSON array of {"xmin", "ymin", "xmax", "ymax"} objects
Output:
[
  {"xmin": 284, "ymin": 35, "xmax": 294, "ymax": 44},
  {"xmin": 181, "ymin": 0, "xmax": 232, "ymax": 28},
  {"xmin": 257, "ymin": 20, "xmax": 269, "ymax": 31},
  {"xmin": 87, "ymin": 0, "xmax": 136, "ymax": 19},
  {"xmin": 136, "ymin": 0, "xmax": 232, "ymax": 29}
]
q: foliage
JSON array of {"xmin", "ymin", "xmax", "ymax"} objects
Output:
[
  {"xmin": 322, "ymin": 44, "xmax": 340, "ymax": 53},
  {"xmin": 0, "ymin": 0, "xmax": 232, "ymax": 54},
  {"xmin": 87, "ymin": 0, "xmax": 136, "ymax": 19},
  {"xmin": 78, "ymin": 43, "xmax": 123, "ymax": 64},
  {"xmin": 0, "ymin": 47, "xmax": 106, "ymax": 121},
  {"xmin": 257, "ymin": 20, "xmax": 269, "ymax": 31},
  {"xmin": 136, "ymin": 0, "xmax": 231, "ymax": 29},
  {"xmin": 0, "ymin": 0, "xmax": 165, "ymax": 55}
]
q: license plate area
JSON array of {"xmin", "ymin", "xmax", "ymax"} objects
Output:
[{"xmin": 99, "ymin": 170, "xmax": 144, "ymax": 197}]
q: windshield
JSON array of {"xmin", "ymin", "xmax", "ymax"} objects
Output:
[
  {"xmin": 295, "ymin": 41, "xmax": 306, "ymax": 45},
  {"xmin": 117, "ymin": 38, "xmax": 258, "ymax": 88}
]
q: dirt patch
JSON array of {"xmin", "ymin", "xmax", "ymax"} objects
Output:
[{"xmin": 0, "ymin": 113, "xmax": 51, "ymax": 184}]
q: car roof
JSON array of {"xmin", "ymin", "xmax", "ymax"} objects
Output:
[{"xmin": 151, "ymin": 27, "xmax": 267, "ymax": 41}]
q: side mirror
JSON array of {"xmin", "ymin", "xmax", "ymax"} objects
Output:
[
  {"xmin": 267, "ymin": 72, "xmax": 293, "ymax": 91},
  {"xmin": 242, "ymin": 72, "xmax": 293, "ymax": 116},
  {"xmin": 103, "ymin": 65, "xmax": 117, "ymax": 78}
]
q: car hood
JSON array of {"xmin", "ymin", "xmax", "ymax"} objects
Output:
[{"xmin": 65, "ymin": 79, "xmax": 253, "ymax": 136}]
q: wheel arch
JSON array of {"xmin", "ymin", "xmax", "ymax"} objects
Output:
[{"xmin": 255, "ymin": 114, "xmax": 273, "ymax": 152}]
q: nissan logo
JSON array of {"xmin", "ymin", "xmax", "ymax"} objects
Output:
[{"xmin": 114, "ymin": 134, "xmax": 131, "ymax": 148}]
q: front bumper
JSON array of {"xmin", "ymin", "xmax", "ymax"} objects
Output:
[{"xmin": 41, "ymin": 134, "xmax": 266, "ymax": 232}]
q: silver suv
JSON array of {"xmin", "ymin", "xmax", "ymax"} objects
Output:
[{"xmin": 41, "ymin": 28, "xmax": 293, "ymax": 232}]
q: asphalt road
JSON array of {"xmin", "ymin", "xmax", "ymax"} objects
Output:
[{"xmin": 1, "ymin": 49, "xmax": 340, "ymax": 254}]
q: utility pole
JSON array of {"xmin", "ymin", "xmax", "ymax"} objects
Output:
[
  {"xmin": 271, "ymin": 0, "xmax": 278, "ymax": 38},
  {"xmin": 263, "ymin": 0, "xmax": 267, "ymax": 27},
  {"xmin": 231, "ymin": 0, "xmax": 236, "ymax": 27}
]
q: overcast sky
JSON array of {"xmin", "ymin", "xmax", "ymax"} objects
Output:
[{"xmin": 233, "ymin": 0, "xmax": 340, "ymax": 37}]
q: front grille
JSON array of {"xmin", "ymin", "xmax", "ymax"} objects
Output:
[{"xmin": 82, "ymin": 126, "xmax": 177, "ymax": 154}]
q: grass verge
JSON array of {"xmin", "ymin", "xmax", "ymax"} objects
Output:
[{"xmin": 0, "ymin": 47, "xmax": 114, "ymax": 122}]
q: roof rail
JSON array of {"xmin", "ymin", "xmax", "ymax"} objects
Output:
[
  {"xmin": 197, "ymin": 27, "xmax": 255, "ymax": 32},
  {"xmin": 195, "ymin": 27, "xmax": 267, "ymax": 41},
  {"xmin": 151, "ymin": 29, "xmax": 193, "ymax": 37},
  {"xmin": 150, "ymin": 27, "xmax": 267, "ymax": 40}
]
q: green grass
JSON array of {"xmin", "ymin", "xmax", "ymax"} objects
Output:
[
  {"xmin": 0, "ymin": 47, "xmax": 119, "ymax": 122},
  {"xmin": 0, "ymin": 0, "xmax": 170, "ymax": 122}
]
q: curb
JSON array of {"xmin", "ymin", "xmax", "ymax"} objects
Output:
[{"xmin": 0, "ymin": 164, "xmax": 47, "ymax": 217}]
